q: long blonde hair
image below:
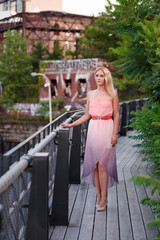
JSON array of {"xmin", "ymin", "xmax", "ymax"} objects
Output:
[{"xmin": 94, "ymin": 67, "xmax": 116, "ymax": 99}]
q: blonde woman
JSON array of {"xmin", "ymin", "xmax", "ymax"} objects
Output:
[{"xmin": 62, "ymin": 67, "xmax": 119, "ymax": 211}]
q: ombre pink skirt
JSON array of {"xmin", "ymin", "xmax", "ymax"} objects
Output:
[{"xmin": 82, "ymin": 118, "xmax": 119, "ymax": 188}]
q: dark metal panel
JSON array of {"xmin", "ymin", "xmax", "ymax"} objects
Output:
[
  {"xmin": 69, "ymin": 116, "xmax": 81, "ymax": 184},
  {"xmin": 120, "ymin": 103, "xmax": 128, "ymax": 136},
  {"xmin": 26, "ymin": 152, "xmax": 49, "ymax": 240},
  {"xmin": 50, "ymin": 128, "xmax": 69, "ymax": 226}
]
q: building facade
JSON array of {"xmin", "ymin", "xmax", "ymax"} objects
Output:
[
  {"xmin": 0, "ymin": 1, "xmax": 93, "ymax": 54},
  {"xmin": 40, "ymin": 58, "xmax": 109, "ymax": 105}
]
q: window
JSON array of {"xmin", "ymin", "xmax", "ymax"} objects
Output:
[
  {"xmin": 65, "ymin": 41, "xmax": 69, "ymax": 51},
  {"xmin": 65, "ymin": 79, "xmax": 71, "ymax": 97},
  {"xmin": 79, "ymin": 79, "xmax": 87, "ymax": 97},
  {"xmin": 65, "ymin": 25, "xmax": 69, "ymax": 37},
  {"xmin": 51, "ymin": 79, "xmax": 57, "ymax": 97},
  {"xmin": 75, "ymin": 26, "xmax": 79, "ymax": 37}
]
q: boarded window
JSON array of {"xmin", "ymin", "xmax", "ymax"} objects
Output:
[
  {"xmin": 79, "ymin": 79, "xmax": 86, "ymax": 97},
  {"xmin": 51, "ymin": 79, "xmax": 57, "ymax": 97},
  {"xmin": 65, "ymin": 79, "xmax": 71, "ymax": 97}
]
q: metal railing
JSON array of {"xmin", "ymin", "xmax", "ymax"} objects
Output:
[
  {"xmin": 0, "ymin": 98, "xmax": 148, "ymax": 239},
  {"xmin": 2, "ymin": 111, "xmax": 73, "ymax": 174},
  {"xmin": 0, "ymin": 110, "xmax": 86, "ymax": 240}
]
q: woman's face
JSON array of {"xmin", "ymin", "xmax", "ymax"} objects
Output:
[{"xmin": 95, "ymin": 70, "xmax": 105, "ymax": 86}]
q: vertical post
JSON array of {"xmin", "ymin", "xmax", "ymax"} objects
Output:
[
  {"xmin": 48, "ymin": 82, "xmax": 52, "ymax": 123},
  {"xmin": 120, "ymin": 103, "xmax": 128, "ymax": 136},
  {"xmin": 0, "ymin": 137, "xmax": 3, "ymax": 177},
  {"xmin": 139, "ymin": 99, "xmax": 144, "ymax": 109},
  {"xmin": 26, "ymin": 152, "xmax": 49, "ymax": 240},
  {"xmin": 0, "ymin": 204, "xmax": 3, "ymax": 240},
  {"xmin": 75, "ymin": 37, "xmax": 79, "ymax": 59},
  {"xmin": 69, "ymin": 115, "xmax": 81, "ymax": 184},
  {"xmin": 50, "ymin": 128, "xmax": 69, "ymax": 225},
  {"xmin": 128, "ymin": 100, "xmax": 136, "ymax": 130}
]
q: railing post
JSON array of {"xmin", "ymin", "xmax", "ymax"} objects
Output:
[
  {"xmin": 69, "ymin": 115, "xmax": 81, "ymax": 184},
  {"xmin": 50, "ymin": 128, "xmax": 69, "ymax": 226},
  {"xmin": 0, "ymin": 204, "xmax": 3, "ymax": 240},
  {"xmin": 128, "ymin": 100, "xmax": 136, "ymax": 130},
  {"xmin": 26, "ymin": 152, "xmax": 49, "ymax": 240},
  {"xmin": 138, "ymin": 99, "xmax": 144, "ymax": 110},
  {"xmin": 120, "ymin": 102, "xmax": 128, "ymax": 136}
]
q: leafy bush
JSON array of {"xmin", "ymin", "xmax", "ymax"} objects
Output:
[
  {"xmin": 129, "ymin": 102, "xmax": 160, "ymax": 239},
  {"xmin": 129, "ymin": 102, "xmax": 160, "ymax": 177},
  {"xmin": 37, "ymin": 98, "xmax": 65, "ymax": 119},
  {"xmin": 0, "ymin": 30, "xmax": 33, "ymax": 106},
  {"xmin": 130, "ymin": 175, "xmax": 160, "ymax": 239}
]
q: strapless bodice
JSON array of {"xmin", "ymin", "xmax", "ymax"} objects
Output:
[{"xmin": 89, "ymin": 98, "xmax": 113, "ymax": 117}]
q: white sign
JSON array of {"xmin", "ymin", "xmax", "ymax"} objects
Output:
[{"xmin": 43, "ymin": 58, "xmax": 98, "ymax": 71}]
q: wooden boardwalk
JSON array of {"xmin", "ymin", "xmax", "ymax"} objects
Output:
[{"xmin": 49, "ymin": 131, "xmax": 159, "ymax": 240}]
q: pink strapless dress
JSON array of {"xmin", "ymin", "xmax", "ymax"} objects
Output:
[{"xmin": 82, "ymin": 98, "xmax": 119, "ymax": 188}]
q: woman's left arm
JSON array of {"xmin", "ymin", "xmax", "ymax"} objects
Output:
[{"xmin": 111, "ymin": 91, "xmax": 119, "ymax": 147}]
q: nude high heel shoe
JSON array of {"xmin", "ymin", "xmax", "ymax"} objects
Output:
[{"xmin": 96, "ymin": 201, "xmax": 108, "ymax": 211}]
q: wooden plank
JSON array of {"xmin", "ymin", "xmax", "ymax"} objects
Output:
[
  {"xmin": 107, "ymin": 186, "xmax": 119, "ymax": 240},
  {"xmin": 116, "ymin": 136, "xmax": 133, "ymax": 159},
  {"xmin": 50, "ymin": 184, "xmax": 80, "ymax": 240},
  {"xmin": 92, "ymin": 208, "xmax": 106, "ymax": 240},
  {"xmin": 64, "ymin": 182, "xmax": 88, "ymax": 240},
  {"xmin": 117, "ymin": 137, "xmax": 135, "ymax": 166},
  {"xmin": 117, "ymin": 180, "xmax": 133, "ymax": 240},
  {"xmin": 116, "ymin": 135, "xmax": 128, "ymax": 154},
  {"xmin": 131, "ymin": 155, "xmax": 159, "ymax": 239},
  {"xmin": 116, "ymin": 138, "xmax": 137, "ymax": 240},
  {"xmin": 78, "ymin": 185, "xmax": 96, "ymax": 240},
  {"xmin": 123, "ymin": 151, "xmax": 147, "ymax": 240}
]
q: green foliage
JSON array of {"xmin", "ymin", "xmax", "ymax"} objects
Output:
[
  {"xmin": 31, "ymin": 41, "xmax": 48, "ymax": 71},
  {"xmin": 79, "ymin": 15, "xmax": 119, "ymax": 60},
  {"xmin": 37, "ymin": 98, "xmax": 64, "ymax": 119},
  {"xmin": 65, "ymin": 49, "xmax": 75, "ymax": 59},
  {"xmin": 0, "ymin": 30, "xmax": 35, "ymax": 106},
  {"xmin": 108, "ymin": 0, "xmax": 160, "ymax": 101},
  {"xmin": 129, "ymin": 102, "xmax": 160, "ymax": 239},
  {"xmin": 130, "ymin": 175, "xmax": 160, "ymax": 238},
  {"xmin": 46, "ymin": 40, "xmax": 64, "ymax": 60},
  {"xmin": 129, "ymin": 102, "xmax": 160, "ymax": 177}
]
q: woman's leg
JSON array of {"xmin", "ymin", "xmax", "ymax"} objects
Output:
[
  {"xmin": 94, "ymin": 163, "xmax": 101, "ymax": 205},
  {"xmin": 98, "ymin": 162, "xmax": 108, "ymax": 207}
]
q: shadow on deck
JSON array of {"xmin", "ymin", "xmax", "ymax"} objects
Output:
[{"xmin": 49, "ymin": 131, "xmax": 159, "ymax": 240}]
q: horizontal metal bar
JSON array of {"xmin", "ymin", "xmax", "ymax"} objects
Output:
[
  {"xmin": 3, "ymin": 112, "xmax": 70, "ymax": 157},
  {"xmin": 0, "ymin": 118, "xmax": 74, "ymax": 193},
  {"xmin": 0, "ymin": 158, "xmax": 28, "ymax": 193}
]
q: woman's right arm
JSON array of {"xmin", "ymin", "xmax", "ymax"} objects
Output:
[{"xmin": 61, "ymin": 92, "xmax": 91, "ymax": 128}]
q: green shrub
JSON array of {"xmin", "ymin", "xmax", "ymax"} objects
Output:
[
  {"xmin": 37, "ymin": 98, "xmax": 65, "ymax": 119},
  {"xmin": 130, "ymin": 175, "xmax": 160, "ymax": 239},
  {"xmin": 129, "ymin": 102, "xmax": 160, "ymax": 177},
  {"xmin": 129, "ymin": 101, "xmax": 160, "ymax": 239}
]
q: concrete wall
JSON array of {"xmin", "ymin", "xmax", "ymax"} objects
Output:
[{"xmin": 0, "ymin": 120, "xmax": 47, "ymax": 142}]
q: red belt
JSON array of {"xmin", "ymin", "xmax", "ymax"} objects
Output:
[{"xmin": 92, "ymin": 116, "xmax": 112, "ymax": 120}]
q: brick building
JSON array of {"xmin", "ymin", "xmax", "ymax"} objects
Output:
[{"xmin": 0, "ymin": 0, "xmax": 93, "ymax": 53}]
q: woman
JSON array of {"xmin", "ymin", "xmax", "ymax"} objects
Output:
[{"xmin": 62, "ymin": 67, "xmax": 119, "ymax": 211}]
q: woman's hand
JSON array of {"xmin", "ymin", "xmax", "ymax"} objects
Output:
[
  {"xmin": 61, "ymin": 123, "xmax": 73, "ymax": 128},
  {"xmin": 111, "ymin": 134, "xmax": 118, "ymax": 147}
]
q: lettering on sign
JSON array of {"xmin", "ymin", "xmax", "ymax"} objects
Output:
[{"xmin": 43, "ymin": 58, "xmax": 98, "ymax": 71}]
